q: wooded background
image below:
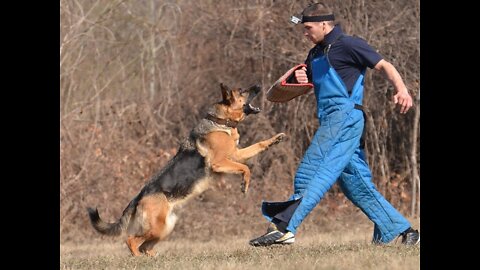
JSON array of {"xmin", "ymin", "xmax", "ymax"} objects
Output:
[{"xmin": 60, "ymin": 0, "xmax": 420, "ymax": 243}]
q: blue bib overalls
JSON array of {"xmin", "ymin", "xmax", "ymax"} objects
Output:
[{"xmin": 261, "ymin": 43, "xmax": 411, "ymax": 243}]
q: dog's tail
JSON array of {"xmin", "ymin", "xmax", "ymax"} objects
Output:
[{"xmin": 87, "ymin": 199, "xmax": 137, "ymax": 236}]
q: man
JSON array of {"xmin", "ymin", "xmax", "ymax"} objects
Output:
[{"xmin": 249, "ymin": 2, "xmax": 419, "ymax": 247}]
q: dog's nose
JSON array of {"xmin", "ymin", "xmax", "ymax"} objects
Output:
[{"xmin": 244, "ymin": 104, "xmax": 261, "ymax": 114}]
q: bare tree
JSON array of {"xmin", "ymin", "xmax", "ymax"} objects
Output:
[{"xmin": 60, "ymin": 0, "xmax": 420, "ymax": 242}]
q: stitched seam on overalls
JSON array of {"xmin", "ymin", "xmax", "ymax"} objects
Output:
[
  {"xmin": 311, "ymin": 106, "xmax": 357, "ymax": 176},
  {"xmin": 349, "ymin": 158, "xmax": 397, "ymax": 241}
]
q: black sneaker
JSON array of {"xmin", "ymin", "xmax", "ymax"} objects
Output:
[
  {"xmin": 401, "ymin": 228, "xmax": 420, "ymax": 245},
  {"xmin": 249, "ymin": 230, "xmax": 295, "ymax": 247}
]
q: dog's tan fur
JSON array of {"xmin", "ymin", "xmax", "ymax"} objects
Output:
[{"xmin": 87, "ymin": 83, "xmax": 285, "ymax": 256}]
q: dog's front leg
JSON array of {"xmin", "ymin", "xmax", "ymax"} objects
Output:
[
  {"xmin": 233, "ymin": 133, "xmax": 286, "ymax": 162},
  {"xmin": 211, "ymin": 159, "xmax": 251, "ymax": 193}
]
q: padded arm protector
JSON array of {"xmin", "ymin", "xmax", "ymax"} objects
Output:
[{"xmin": 266, "ymin": 64, "xmax": 314, "ymax": 103}]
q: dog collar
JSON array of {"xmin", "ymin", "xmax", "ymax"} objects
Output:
[{"xmin": 205, "ymin": 114, "xmax": 238, "ymax": 128}]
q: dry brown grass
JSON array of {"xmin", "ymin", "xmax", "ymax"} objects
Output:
[{"xmin": 61, "ymin": 217, "xmax": 419, "ymax": 269}]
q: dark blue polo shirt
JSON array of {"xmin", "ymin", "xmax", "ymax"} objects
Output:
[{"xmin": 305, "ymin": 25, "xmax": 382, "ymax": 93}]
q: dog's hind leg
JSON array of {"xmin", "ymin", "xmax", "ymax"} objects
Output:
[
  {"xmin": 136, "ymin": 195, "xmax": 176, "ymax": 256},
  {"xmin": 126, "ymin": 235, "xmax": 145, "ymax": 257},
  {"xmin": 139, "ymin": 211, "xmax": 177, "ymax": 256},
  {"xmin": 139, "ymin": 238, "xmax": 160, "ymax": 257}
]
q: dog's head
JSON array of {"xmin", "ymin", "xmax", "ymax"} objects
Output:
[{"xmin": 216, "ymin": 83, "xmax": 261, "ymax": 121}]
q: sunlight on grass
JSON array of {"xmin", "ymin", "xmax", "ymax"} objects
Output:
[{"xmin": 61, "ymin": 222, "xmax": 419, "ymax": 270}]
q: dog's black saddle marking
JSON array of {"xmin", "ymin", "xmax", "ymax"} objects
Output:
[{"xmin": 141, "ymin": 149, "xmax": 207, "ymax": 198}]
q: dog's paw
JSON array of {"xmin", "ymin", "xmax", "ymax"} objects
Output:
[
  {"xmin": 144, "ymin": 250, "xmax": 157, "ymax": 257},
  {"xmin": 241, "ymin": 182, "xmax": 249, "ymax": 194},
  {"xmin": 271, "ymin": 133, "xmax": 287, "ymax": 145}
]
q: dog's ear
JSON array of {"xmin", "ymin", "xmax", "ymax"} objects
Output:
[{"xmin": 220, "ymin": 83, "xmax": 232, "ymax": 104}]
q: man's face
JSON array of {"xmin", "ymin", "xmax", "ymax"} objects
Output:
[{"xmin": 303, "ymin": 22, "xmax": 327, "ymax": 44}]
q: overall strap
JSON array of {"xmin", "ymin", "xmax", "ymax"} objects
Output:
[
  {"xmin": 323, "ymin": 34, "xmax": 346, "ymax": 71},
  {"xmin": 306, "ymin": 34, "xmax": 345, "ymax": 69},
  {"xmin": 324, "ymin": 34, "xmax": 346, "ymax": 55}
]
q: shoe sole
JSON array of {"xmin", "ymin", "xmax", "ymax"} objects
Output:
[
  {"xmin": 276, "ymin": 238, "xmax": 295, "ymax": 245},
  {"xmin": 252, "ymin": 239, "xmax": 295, "ymax": 246},
  {"xmin": 275, "ymin": 232, "xmax": 295, "ymax": 245}
]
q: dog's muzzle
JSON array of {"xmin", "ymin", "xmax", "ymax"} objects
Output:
[
  {"xmin": 244, "ymin": 103, "xmax": 261, "ymax": 114},
  {"xmin": 243, "ymin": 85, "xmax": 261, "ymax": 114}
]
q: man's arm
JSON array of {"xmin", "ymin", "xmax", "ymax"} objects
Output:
[{"xmin": 374, "ymin": 59, "xmax": 413, "ymax": 114}]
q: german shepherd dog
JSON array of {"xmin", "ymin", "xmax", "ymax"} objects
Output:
[{"xmin": 87, "ymin": 83, "xmax": 286, "ymax": 256}]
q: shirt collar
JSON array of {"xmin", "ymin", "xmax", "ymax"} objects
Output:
[
  {"xmin": 320, "ymin": 24, "xmax": 343, "ymax": 47},
  {"xmin": 309, "ymin": 24, "xmax": 344, "ymax": 58}
]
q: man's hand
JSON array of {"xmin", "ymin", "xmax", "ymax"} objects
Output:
[
  {"xmin": 393, "ymin": 90, "xmax": 413, "ymax": 114},
  {"xmin": 374, "ymin": 59, "xmax": 414, "ymax": 114},
  {"xmin": 295, "ymin": 66, "xmax": 308, "ymax": 83}
]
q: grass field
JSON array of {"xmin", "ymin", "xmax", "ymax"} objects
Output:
[{"xmin": 61, "ymin": 219, "xmax": 420, "ymax": 270}]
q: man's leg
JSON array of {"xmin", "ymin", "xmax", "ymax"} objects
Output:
[
  {"xmin": 338, "ymin": 147, "xmax": 413, "ymax": 244},
  {"xmin": 250, "ymin": 108, "xmax": 364, "ymax": 246},
  {"xmin": 285, "ymin": 110, "xmax": 366, "ymax": 235},
  {"xmin": 250, "ymin": 124, "xmax": 351, "ymax": 246}
]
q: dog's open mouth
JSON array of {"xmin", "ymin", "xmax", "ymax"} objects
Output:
[{"xmin": 243, "ymin": 85, "xmax": 261, "ymax": 114}]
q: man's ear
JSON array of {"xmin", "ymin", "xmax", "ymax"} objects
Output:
[{"xmin": 220, "ymin": 83, "xmax": 232, "ymax": 104}]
